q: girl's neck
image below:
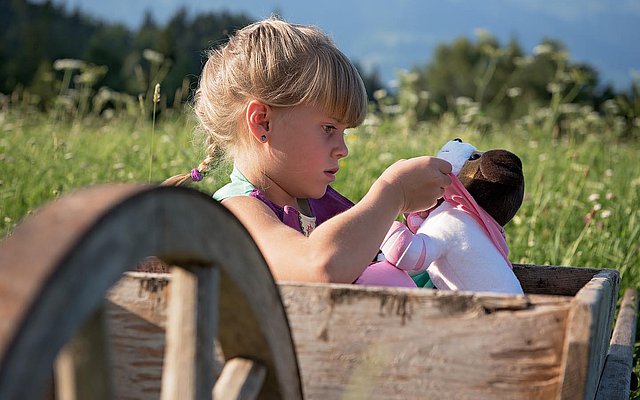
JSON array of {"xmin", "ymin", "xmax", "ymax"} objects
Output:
[{"xmin": 235, "ymin": 162, "xmax": 301, "ymax": 211}]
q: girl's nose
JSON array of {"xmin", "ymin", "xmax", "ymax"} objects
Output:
[{"xmin": 334, "ymin": 134, "xmax": 349, "ymax": 159}]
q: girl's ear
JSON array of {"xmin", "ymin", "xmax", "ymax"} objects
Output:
[{"xmin": 246, "ymin": 100, "xmax": 271, "ymax": 143}]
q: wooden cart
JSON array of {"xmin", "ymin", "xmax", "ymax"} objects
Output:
[{"xmin": 0, "ymin": 185, "xmax": 637, "ymax": 399}]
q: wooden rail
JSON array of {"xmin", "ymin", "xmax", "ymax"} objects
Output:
[{"xmin": 596, "ymin": 288, "xmax": 639, "ymax": 400}]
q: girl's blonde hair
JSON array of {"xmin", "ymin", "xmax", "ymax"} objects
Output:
[{"xmin": 163, "ymin": 17, "xmax": 368, "ymax": 186}]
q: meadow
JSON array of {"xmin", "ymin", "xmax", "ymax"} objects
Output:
[
  {"xmin": 1, "ymin": 93, "xmax": 640, "ymax": 394},
  {"xmin": 2, "ymin": 103, "xmax": 638, "ymax": 287}
]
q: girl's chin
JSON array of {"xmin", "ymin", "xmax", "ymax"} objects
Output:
[{"xmin": 308, "ymin": 185, "xmax": 328, "ymax": 199}]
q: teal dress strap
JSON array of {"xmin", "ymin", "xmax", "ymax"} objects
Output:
[{"xmin": 213, "ymin": 166, "xmax": 255, "ymax": 201}]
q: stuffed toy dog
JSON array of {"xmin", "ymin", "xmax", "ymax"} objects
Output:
[{"xmin": 356, "ymin": 139, "xmax": 525, "ymax": 295}]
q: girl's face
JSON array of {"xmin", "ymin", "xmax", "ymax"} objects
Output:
[{"xmin": 262, "ymin": 103, "xmax": 349, "ymax": 206}]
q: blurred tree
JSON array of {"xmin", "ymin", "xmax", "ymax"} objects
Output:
[
  {"xmin": 86, "ymin": 23, "xmax": 132, "ymax": 92},
  {"xmin": 405, "ymin": 35, "xmax": 601, "ymax": 122},
  {"xmin": 1, "ymin": 0, "xmax": 635, "ymax": 128},
  {"xmin": 0, "ymin": 0, "xmax": 96, "ymax": 94},
  {"xmin": 353, "ymin": 63, "xmax": 385, "ymax": 102}
]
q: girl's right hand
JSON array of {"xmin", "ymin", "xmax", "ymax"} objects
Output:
[{"xmin": 377, "ymin": 156, "xmax": 452, "ymax": 213}]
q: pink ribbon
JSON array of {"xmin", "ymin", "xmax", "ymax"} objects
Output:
[{"xmin": 443, "ymin": 173, "xmax": 512, "ymax": 268}]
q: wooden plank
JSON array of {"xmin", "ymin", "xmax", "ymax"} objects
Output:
[
  {"xmin": 108, "ymin": 271, "xmax": 304, "ymax": 400},
  {"xmin": 213, "ymin": 357, "xmax": 266, "ymax": 400},
  {"xmin": 106, "ymin": 267, "xmax": 622, "ymax": 400},
  {"xmin": 54, "ymin": 306, "xmax": 113, "ymax": 400},
  {"xmin": 280, "ymin": 282, "xmax": 574, "ymax": 399},
  {"xmin": 161, "ymin": 265, "xmax": 219, "ymax": 400},
  {"xmin": 108, "ymin": 273, "xmax": 577, "ymax": 399},
  {"xmin": 559, "ymin": 269, "xmax": 620, "ymax": 399},
  {"xmin": 596, "ymin": 288, "xmax": 639, "ymax": 400},
  {"xmin": 514, "ymin": 264, "xmax": 604, "ymax": 296},
  {"xmin": 106, "ymin": 274, "xmax": 169, "ymax": 400}
]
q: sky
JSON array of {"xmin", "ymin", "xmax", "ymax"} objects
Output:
[{"xmin": 46, "ymin": 0, "xmax": 640, "ymax": 90}]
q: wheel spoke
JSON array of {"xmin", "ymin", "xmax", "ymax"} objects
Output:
[
  {"xmin": 54, "ymin": 306, "xmax": 113, "ymax": 400},
  {"xmin": 161, "ymin": 265, "xmax": 219, "ymax": 400},
  {"xmin": 213, "ymin": 357, "xmax": 266, "ymax": 400}
]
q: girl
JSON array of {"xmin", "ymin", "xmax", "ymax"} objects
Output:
[{"xmin": 165, "ymin": 18, "xmax": 452, "ymax": 284}]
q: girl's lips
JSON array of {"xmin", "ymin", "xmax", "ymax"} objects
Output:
[{"xmin": 324, "ymin": 168, "xmax": 339, "ymax": 180}]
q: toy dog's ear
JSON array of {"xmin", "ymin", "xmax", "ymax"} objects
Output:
[
  {"xmin": 459, "ymin": 150, "xmax": 525, "ymax": 226},
  {"xmin": 479, "ymin": 150, "xmax": 524, "ymax": 187}
]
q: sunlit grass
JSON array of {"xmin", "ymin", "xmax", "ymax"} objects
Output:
[{"xmin": 2, "ymin": 108, "xmax": 638, "ymax": 292}]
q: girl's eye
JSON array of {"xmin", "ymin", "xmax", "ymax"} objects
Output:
[{"xmin": 323, "ymin": 125, "xmax": 337, "ymax": 135}]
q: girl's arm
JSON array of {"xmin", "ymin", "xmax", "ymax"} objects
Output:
[{"xmin": 222, "ymin": 156, "xmax": 451, "ymax": 283}]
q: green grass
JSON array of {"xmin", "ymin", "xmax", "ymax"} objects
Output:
[
  {"xmin": 2, "ymin": 107, "xmax": 639, "ymax": 288},
  {"xmin": 1, "ymin": 105, "xmax": 640, "ymax": 395}
]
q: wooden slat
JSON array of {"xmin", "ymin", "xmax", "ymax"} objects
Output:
[
  {"xmin": 106, "ymin": 266, "xmax": 622, "ymax": 400},
  {"xmin": 559, "ymin": 269, "xmax": 620, "ymax": 399},
  {"xmin": 108, "ymin": 272, "xmax": 580, "ymax": 399},
  {"xmin": 280, "ymin": 282, "xmax": 573, "ymax": 399},
  {"xmin": 106, "ymin": 274, "xmax": 168, "ymax": 400},
  {"xmin": 514, "ymin": 264, "xmax": 605, "ymax": 296},
  {"xmin": 54, "ymin": 306, "xmax": 113, "ymax": 400},
  {"xmin": 596, "ymin": 288, "xmax": 639, "ymax": 400},
  {"xmin": 161, "ymin": 266, "xmax": 219, "ymax": 400},
  {"xmin": 213, "ymin": 357, "xmax": 266, "ymax": 400}
]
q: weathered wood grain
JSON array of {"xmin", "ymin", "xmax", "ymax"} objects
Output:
[
  {"xmin": 213, "ymin": 357, "xmax": 267, "ymax": 400},
  {"xmin": 596, "ymin": 288, "xmax": 639, "ymax": 400},
  {"xmin": 513, "ymin": 264, "xmax": 607, "ymax": 296},
  {"xmin": 106, "ymin": 273, "xmax": 169, "ymax": 400},
  {"xmin": 280, "ymin": 283, "xmax": 571, "ymax": 400},
  {"xmin": 106, "ymin": 264, "xmax": 620, "ymax": 400},
  {"xmin": 559, "ymin": 269, "xmax": 619, "ymax": 399},
  {"xmin": 161, "ymin": 265, "xmax": 219, "ymax": 400},
  {"xmin": 54, "ymin": 306, "xmax": 112, "ymax": 400},
  {"xmin": 0, "ymin": 185, "xmax": 302, "ymax": 400}
]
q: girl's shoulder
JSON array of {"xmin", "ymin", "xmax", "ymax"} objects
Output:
[
  {"xmin": 212, "ymin": 167, "xmax": 255, "ymax": 201},
  {"xmin": 212, "ymin": 180, "xmax": 254, "ymax": 201}
]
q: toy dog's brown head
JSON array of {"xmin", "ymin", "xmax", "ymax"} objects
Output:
[{"xmin": 458, "ymin": 149, "xmax": 525, "ymax": 226}]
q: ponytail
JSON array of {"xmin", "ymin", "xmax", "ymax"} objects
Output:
[{"xmin": 162, "ymin": 156, "xmax": 214, "ymax": 186}]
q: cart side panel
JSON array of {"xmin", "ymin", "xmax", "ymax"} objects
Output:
[
  {"xmin": 559, "ymin": 270, "xmax": 619, "ymax": 400},
  {"xmin": 106, "ymin": 273, "xmax": 170, "ymax": 400},
  {"xmin": 280, "ymin": 283, "xmax": 572, "ymax": 400},
  {"xmin": 514, "ymin": 264, "xmax": 606, "ymax": 296},
  {"xmin": 104, "ymin": 267, "xmax": 619, "ymax": 400}
]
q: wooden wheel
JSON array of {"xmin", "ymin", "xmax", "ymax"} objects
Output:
[{"xmin": 0, "ymin": 184, "xmax": 302, "ymax": 399}]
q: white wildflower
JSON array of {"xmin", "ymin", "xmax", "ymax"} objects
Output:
[
  {"xmin": 143, "ymin": 49, "xmax": 165, "ymax": 64},
  {"xmin": 533, "ymin": 44, "xmax": 553, "ymax": 56},
  {"xmin": 53, "ymin": 59, "xmax": 85, "ymax": 71},
  {"xmin": 506, "ymin": 87, "xmax": 522, "ymax": 98}
]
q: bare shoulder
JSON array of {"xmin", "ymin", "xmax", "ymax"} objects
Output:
[
  {"xmin": 218, "ymin": 196, "xmax": 311, "ymax": 281},
  {"xmin": 220, "ymin": 196, "xmax": 280, "ymax": 225},
  {"xmin": 219, "ymin": 196, "xmax": 299, "ymax": 240}
]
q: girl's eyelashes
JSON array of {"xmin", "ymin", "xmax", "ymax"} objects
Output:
[{"xmin": 322, "ymin": 124, "xmax": 337, "ymax": 135}]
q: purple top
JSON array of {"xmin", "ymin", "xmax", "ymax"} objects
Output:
[
  {"xmin": 212, "ymin": 166, "xmax": 354, "ymax": 233},
  {"xmin": 250, "ymin": 186, "xmax": 354, "ymax": 232}
]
